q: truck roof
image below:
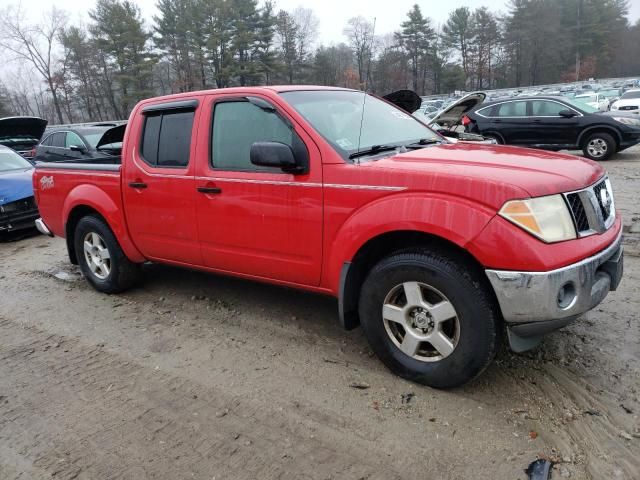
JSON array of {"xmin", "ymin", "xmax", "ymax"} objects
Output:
[{"xmin": 135, "ymin": 85, "xmax": 356, "ymax": 108}]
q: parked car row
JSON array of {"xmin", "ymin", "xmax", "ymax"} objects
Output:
[
  {"xmin": 410, "ymin": 89, "xmax": 640, "ymax": 161},
  {"xmin": 0, "ymin": 145, "xmax": 39, "ymax": 234},
  {"xmin": 464, "ymin": 95, "xmax": 640, "ymax": 160},
  {"xmin": 0, "ymin": 118, "xmax": 126, "ymax": 236}
]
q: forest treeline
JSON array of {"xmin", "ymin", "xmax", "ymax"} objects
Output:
[{"xmin": 0, "ymin": 0, "xmax": 638, "ymax": 123}]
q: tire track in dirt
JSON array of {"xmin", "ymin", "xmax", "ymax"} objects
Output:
[{"xmin": 0, "ymin": 316, "xmax": 422, "ymax": 480}]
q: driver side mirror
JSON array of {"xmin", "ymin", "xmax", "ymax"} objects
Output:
[
  {"xmin": 558, "ymin": 109, "xmax": 577, "ymax": 118},
  {"xmin": 69, "ymin": 144, "xmax": 86, "ymax": 152},
  {"xmin": 250, "ymin": 138, "xmax": 309, "ymax": 174}
]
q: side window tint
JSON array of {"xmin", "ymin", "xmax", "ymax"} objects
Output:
[
  {"xmin": 141, "ymin": 110, "xmax": 194, "ymax": 167},
  {"xmin": 51, "ymin": 132, "xmax": 66, "ymax": 148},
  {"xmin": 211, "ymin": 101, "xmax": 293, "ymax": 171},
  {"xmin": 531, "ymin": 101, "xmax": 565, "ymax": 116},
  {"xmin": 41, "ymin": 135, "xmax": 52, "ymax": 146},
  {"xmin": 158, "ymin": 111, "xmax": 194, "ymax": 167},
  {"xmin": 476, "ymin": 106, "xmax": 494, "ymax": 117},
  {"xmin": 496, "ymin": 101, "xmax": 527, "ymax": 117},
  {"xmin": 65, "ymin": 132, "xmax": 84, "ymax": 148}
]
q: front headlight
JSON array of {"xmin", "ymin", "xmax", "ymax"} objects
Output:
[
  {"xmin": 499, "ymin": 194, "xmax": 576, "ymax": 243},
  {"xmin": 613, "ymin": 116, "xmax": 640, "ymax": 126}
]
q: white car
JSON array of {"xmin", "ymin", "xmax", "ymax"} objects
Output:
[
  {"xmin": 611, "ymin": 89, "xmax": 640, "ymax": 114},
  {"xmin": 574, "ymin": 92, "xmax": 610, "ymax": 112}
]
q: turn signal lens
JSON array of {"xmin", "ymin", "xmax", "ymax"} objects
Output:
[{"xmin": 500, "ymin": 195, "xmax": 577, "ymax": 243}]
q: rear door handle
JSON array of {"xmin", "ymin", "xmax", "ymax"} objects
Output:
[
  {"xmin": 197, "ymin": 186, "xmax": 222, "ymax": 194},
  {"xmin": 128, "ymin": 182, "xmax": 148, "ymax": 189}
]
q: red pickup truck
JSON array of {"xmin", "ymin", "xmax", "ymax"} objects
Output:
[{"xmin": 33, "ymin": 86, "xmax": 623, "ymax": 388}]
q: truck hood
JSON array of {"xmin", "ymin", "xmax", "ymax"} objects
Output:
[
  {"xmin": 371, "ymin": 143, "xmax": 604, "ymax": 202},
  {"xmin": 0, "ymin": 167, "xmax": 34, "ymax": 206}
]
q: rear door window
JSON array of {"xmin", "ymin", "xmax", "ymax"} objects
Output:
[
  {"xmin": 495, "ymin": 101, "xmax": 527, "ymax": 117},
  {"xmin": 140, "ymin": 110, "xmax": 195, "ymax": 168},
  {"xmin": 51, "ymin": 132, "xmax": 66, "ymax": 148},
  {"xmin": 530, "ymin": 101, "xmax": 566, "ymax": 117}
]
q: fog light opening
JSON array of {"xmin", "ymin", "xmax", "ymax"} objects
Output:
[{"xmin": 557, "ymin": 282, "xmax": 577, "ymax": 310}]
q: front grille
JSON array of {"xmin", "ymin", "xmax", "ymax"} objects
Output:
[
  {"xmin": 618, "ymin": 105, "xmax": 638, "ymax": 111},
  {"xmin": 592, "ymin": 180, "xmax": 612, "ymax": 220},
  {"xmin": 564, "ymin": 178, "xmax": 615, "ymax": 237},
  {"xmin": 0, "ymin": 196, "xmax": 39, "ymax": 232},
  {"xmin": 566, "ymin": 193, "xmax": 590, "ymax": 232},
  {"xmin": 0, "ymin": 196, "xmax": 37, "ymax": 214}
]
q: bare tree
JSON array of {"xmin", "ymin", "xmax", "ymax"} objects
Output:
[
  {"xmin": 292, "ymin": 7, "xmax": 319, "ymax": 64},
  {"xmin": 0, "ymin": 5, "xmax": 68, "ymax": 123},
  {"xmin": 343, "ymin": 16, "xmax": 375, "ymax": 86}
]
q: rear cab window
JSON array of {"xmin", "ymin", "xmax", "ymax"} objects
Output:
[{"xmin": 140, "ymin": 101, "xmax": 197, "ymax": 168}]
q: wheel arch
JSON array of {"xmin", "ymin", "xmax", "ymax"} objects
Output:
[
  {"xmin": 577, "ymin": 126, "xmax": 622, "ymax": 148},
  {"xmin": 338, "ymin": 230, "xmax": 497, "ymax": 330},
  {"xmin": 482, "ymin": 131, "xmax": 505, "ymax": 144},
  {"xmin": 63, "ymin": 185, "xmax": 144, "ymax": 265}
]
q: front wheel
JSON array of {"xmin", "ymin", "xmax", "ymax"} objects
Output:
[
  {"xmin": 582, "ymin": 132, "xmax": 616, "ymax": 161},
  {"xmin": 358, "ymin": 251, "xmax": 500, "ymax": 388},
  {"xmin": 74, "ymin": 215, "xmax": 142, "ymax": 293}
]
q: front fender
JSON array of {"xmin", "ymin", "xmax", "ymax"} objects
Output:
[
  {"xmin": 576, "ymin": 125, "xmax": 622, "ymax": 146},
  {"xmin": 63, "ymin": 184, "xmax": 145, "ymax": 263},
  {"xmin": 323, "ymin": 193, "xmax": 495, "ymax": 292}
]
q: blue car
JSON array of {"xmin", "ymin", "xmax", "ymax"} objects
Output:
[{"xmin": 0, "ymin": 145, "xmax": 39, "ymax": 234}]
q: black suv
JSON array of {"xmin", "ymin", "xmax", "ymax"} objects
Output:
[
  {"xmin": 465, "ymin": 96, "xmax": 640, "ymax": 160},
  {"xmin": 34, "ymin": 123, "xmax": 126, "ymax": 163}
]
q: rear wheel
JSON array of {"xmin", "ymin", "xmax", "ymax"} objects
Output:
[
  {"xmin": 74, "ymin": 215, "xmax": 142, "ymax": 293},
  {"xmin": 358, "ymin": 251, "xmax": 499, "ymax": 388},
  {"xmin": 483, "ymin": 133, "xmax": 503, "ymax": 145},
  {"xmin": 582, "ymin": 132, "xmax": 616, "ymax": 161}
]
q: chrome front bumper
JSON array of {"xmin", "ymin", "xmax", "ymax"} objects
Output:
[{"xmin": 486, "ymin": 232, "xmax": 623, "ymax": 349}]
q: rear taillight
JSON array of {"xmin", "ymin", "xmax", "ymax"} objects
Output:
[{"xmin": 461, "ymin": 115, "xmax": 471, "ymax": 126}]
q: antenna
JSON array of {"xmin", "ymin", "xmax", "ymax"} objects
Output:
[{"xmin": 355, "ymin": 16, "xmax": 377, "ymax": 160}]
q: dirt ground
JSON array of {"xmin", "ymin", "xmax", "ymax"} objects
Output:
[{"xmin": 1, "ymin": 146, "xmax": 638, "ymax": 480}]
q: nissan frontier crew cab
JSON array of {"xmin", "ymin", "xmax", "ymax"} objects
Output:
[{"xmin": 33, "ymin": 86, "xmax": 624, "ymax": 388}]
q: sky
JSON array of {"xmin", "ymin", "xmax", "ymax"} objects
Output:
[{"xmin": 7, "ymin": 0, "xmax": 640, "ymax": 46}]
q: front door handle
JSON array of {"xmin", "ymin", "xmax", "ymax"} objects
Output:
[
  {"xmin": 197, "ymin": 186, "xmax": 222, "ymax": 194},
  {"xmin": 128, "ymin": 182, "xmax": 148, "ymax": 189}
]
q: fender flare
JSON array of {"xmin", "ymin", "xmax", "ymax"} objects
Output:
[
  {"xmin": 576, "ymin": 125, "xmax": 622, "ymax": 147},
  {"xmin": 324, "ymin": 193, "xmax": 495, "ymax": 295},
  {"xmin": 62, "ymin": 184, "xmax": 145, "ymax": 263}
]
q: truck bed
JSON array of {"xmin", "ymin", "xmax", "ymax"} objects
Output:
[{"xmin": 34, "ymin": 161, "xmax": 123, "ymax": 239}]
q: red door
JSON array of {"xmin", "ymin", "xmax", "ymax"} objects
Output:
[
  {"xmin": 194, "ymin": 93, "xmax": 323, "ymax": 286},
  {"xmin": 122, "ymin": 99, "xmax": 202, "ymax": 265}
]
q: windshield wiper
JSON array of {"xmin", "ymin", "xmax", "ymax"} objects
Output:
[{"xmin": 348, "ymin": 144, "xmax": 400, "ymax": 159}]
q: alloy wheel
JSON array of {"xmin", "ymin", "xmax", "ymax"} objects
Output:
[
  {"xmin": 83, "ymin": 231, "xmax": 111, "ymax": 280},
  {"xmin": 587, "ymin": 138, "xmax": 608, "ymax": 158},
  {"xmin": 382, "ymin": 282, "xmax": 460, "ymax": 362}
]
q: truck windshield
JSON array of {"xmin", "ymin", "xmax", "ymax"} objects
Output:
[{"xmin": 281, "ymin": 90, "xmax": 441, "ymax": 160}]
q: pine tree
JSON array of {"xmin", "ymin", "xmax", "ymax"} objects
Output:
[
  {"xmin": 395, "ymin": 4, "xmax": 434, "ymax": 93},
  {"xmin": 442, "ymin": 7, "xmax": 472, "ymax": 87},
  {"xmin": 89, "ymin": 0, "xmax": 156, "ymax": 116}
]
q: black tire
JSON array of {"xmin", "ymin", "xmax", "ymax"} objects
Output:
[
  {"xmin": 483, "ymin": 133, "xmax": 503, "ymax": 145},
  {"xmin": 582, "ymin": 132, "xmax": 616, "ymax": 161},
  {"xmin": 74, "ymin": 215, "xmax": 142, "ymax": 293},
  {"xmin": 358, "ymin": 250, "xmax": 500, "ymax": 389}
]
